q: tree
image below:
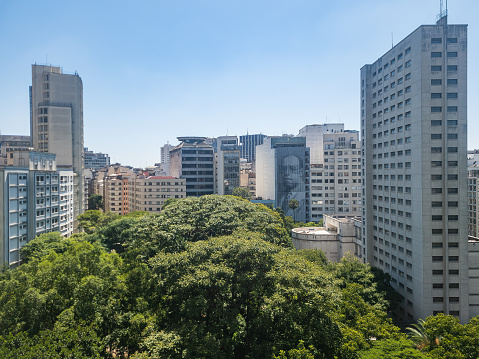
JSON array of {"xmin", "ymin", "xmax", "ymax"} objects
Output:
[
  {"xmin": 78, "ymin": 210, "xmax": 119, "ymax": 234},
  {"xmin": 146, "ymin": 234, "xmax": 344, "ymax": 358},
  {"xmin": 358, "ymin": 337, "xmax": 429, "ymax": 358},
  {"xmin": 232, "ymin": 187, "xmax": 252, "ymax": 200},
  {"xmin": 288, "ymin": 199, "xmax": 299, "ymax": 221},
  {"xmin": 87, "ymin": 194, "xmax": 103, "ymax": 211}
]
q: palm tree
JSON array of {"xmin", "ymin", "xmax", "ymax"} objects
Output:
[
  {"xmin": 407, "ymin": 318, "xmax": 441, "ymax": 350},
  {"xmin": 288, "ymin": 199, "xmax": 299, "ymax": 222}
]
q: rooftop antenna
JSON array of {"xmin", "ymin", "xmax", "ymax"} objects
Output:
[
  {"xmin": 437, "ymin": 0, "xmax": 448, "ymax": 23},
  {"xmin": 391, "ymin": 32, "xmax": 394, "ymax": 48}
]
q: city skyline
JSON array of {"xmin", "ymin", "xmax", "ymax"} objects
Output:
[{"xmin": 1, "ymin": 0, "xmax": 478, "ymax": 167}]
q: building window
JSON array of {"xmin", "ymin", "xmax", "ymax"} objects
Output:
[
  {"xmin": 431, "ymin": 52, "xmax": 442, "ymax": 57},
  {"xmin": 447, "ymin": 92, "xmax": 458, "ymax": 98},
  {"xmin": 447, "ymin": 52, "xmax": 458, "ymax": 57},
  {"xmin": 431, "ymin": 120, "xmax": 442, "ymax": 126},
  {"xmin": 447, "ymin": 79, "xmax": 458, "ymax": 85},
  {"xmin": 447, "ymin": 65, "xmax": 458, "ymax": 71},
  {"xmin": 431, "ymin": 38, "xmax": 442, "ymax": 44},
  {"xmin": 431, "ymin": 65, "xmax": 442, "ymax": 71},
  {"xmin": 447, "ymin": 106, "xmax": 458, "ymax": 112},
  {"xmin": 431, "ymin": 79, "xmax": 442, "ymax": 85},
  {"xmin": 431, "ymin": 106, "xmax": 442, "ymax": 113},
  {"xmin": 431, "ymin": 93, "xmax": 442, "ymax": 99}
]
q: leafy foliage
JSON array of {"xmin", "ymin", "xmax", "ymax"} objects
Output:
[
  {"xmin": 4, "ymin": 195, "xmax": 478, "ymax": 358},
  {"xmin": 88, "ymin": 194, "xmax": 104, "ymax": 211},
  {"xmin": 78, "ymin": 210, "xmax": 119, "ymax": 234},
  {"xmin": 232, "ymin": 186, "xmax": 252, "ymax": 200}
]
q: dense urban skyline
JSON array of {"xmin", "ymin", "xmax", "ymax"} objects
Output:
[{"xmin": 1, "ymin": 0, "xmax": 478, "ymax": 167}]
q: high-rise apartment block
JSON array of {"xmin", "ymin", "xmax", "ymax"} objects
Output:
[
  {"xmin": 0, "ymin": 151, "xmax": 74, "ymax": 267},
  {"xmin": 161, "ymin": 143, "xmax": 174, "ymax": 165},
  {"xmin": 30, "ymin": 65, "xmax": 84, "ymax": 229},
  {"xmin": 310, "ymin": 130, "xmax": 361, "ymax": 221},
  {"xmin": 361, "ymin": 17, "xmax": 468, "ymax": 322}
]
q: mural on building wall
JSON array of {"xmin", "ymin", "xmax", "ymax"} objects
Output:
[{"xmin": 276, "ymin": 148, "xmax": 306, "ymax": 222}]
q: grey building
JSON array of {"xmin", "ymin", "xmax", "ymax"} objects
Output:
[
  {"xmin": 30, "ymin": 65, "xmax": 84, "ymax": 230},
  {"xmin": 84, "ymin": 147, "xmax": 110, "ymax": 169},
  {"xmin": 239, "ymin": 133, "xmax": 266, "ymax": 163},
  {"xmin": 256, "ymin": 136, "xmax": 310, "ymax": 222},
  {"xmin": 361, "ymin": 16, "xmax": 469, "ymax": 322},
  {"xmin": 215, "ymin": 136, "xmax": 240, "ymax": 196},
  {"xmin": 169, "ymin": 137, "xmax": 215, "ymax": 197}
]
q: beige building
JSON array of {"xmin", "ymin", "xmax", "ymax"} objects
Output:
[
  {"xmin": 0, "ymin": 135, "xmax": 32, "ymax": 165},
  {"xmin": 292, "ymin": 215, "xmax": 362, "ymax": 262},
  {"xmin": 129, "ymin": 176, "xmax": 186, "ymax": 212}
]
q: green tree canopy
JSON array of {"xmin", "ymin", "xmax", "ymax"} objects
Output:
[
  {"xmin": 88, "ymin": 194, "xmax": 104, "ymax": 211},
  {"xmin": 232, "ymin": 186, "xmax": 252, "ymax": 200},
  {"xmin": 78, "ymin": 210, "xmax": 119, "ymax": 234}
]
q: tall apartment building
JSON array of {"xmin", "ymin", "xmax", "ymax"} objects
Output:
[
  {"xmin": 129, "ymin": 176, "xmax": 186, "ymax": 212},
  {"xmin": 239, "ymin": 134, "xmax": 266, "ymax": 163},
  {"xmin": 298, "ymin": 124, "xmax": 345, "ymax": 165},
  {"xmin": 256, "ymin": 136, "xmax": 310, "ymax": 222},
  {"xmin": 215, "ymin": 136, "xmax": 240, "ymax": 195},
  {"xmin": 361, "ymin": 16, "xmax": 468, "ymax": 322},
  {"xmin": 169, "ymin": 137, "xmax": 215, "ymax": 197},
  {"xmin": 0, "ymin": 151, "xmax": 74, "ymax": 267},
  {"xmin": 30, "ymin": 65, "xmax": 84, "ymax": 229},
  {"xmin": 310, "ymin": 130, "xmax": 361, "ymax": 221},
  {"xmin": 160, "ymin": 143, "xmax": 174, "ymax": 164}
]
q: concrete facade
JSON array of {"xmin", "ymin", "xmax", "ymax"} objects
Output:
[
  {"xmin": 298, "ymin": 124, "xmax": 345, "ymax": 165},
  {"xmin": 361, "ymin": 18, "xmax": 469, "ymax": 322},
  {"xmin": 30, "ymin": 65, "xmax": 84, "ymax": 230},
  {"xmin": 0, "ymin": 135, "xmax": 32, "ymax": 165},
  {"xmin": 310, "ymin": 130, "xmax": 362, "ymax": 221},
  {"xmin": 0, "ymin": 151, "xmax": 74, "ymax": 267},
  {"xmin": 129, "ymin": 176, "xmax": 186, "ymax": 212},
  {"xmin": 292, "ymin": 215, "xmax": 362, "ymax": 262}
]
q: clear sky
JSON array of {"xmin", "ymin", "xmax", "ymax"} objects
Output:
[{"xmin": 0, "ymin": 0, "xmax": 477, "ymax": 167}]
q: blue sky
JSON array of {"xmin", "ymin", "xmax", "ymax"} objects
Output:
[{"xmin": 0, "ymin": 0, "xmax": 477, "ymax": 167}]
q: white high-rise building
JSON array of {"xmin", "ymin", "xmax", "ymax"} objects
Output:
[
  {"xmin": 30, "ymin": 65, "xmax": 84, "ymax": 230},
  {"xmin": 298, "ymin": 124, "xmax": 345, "ymax": 165},
  {"xmin": 361, "ymin": 16, "xmax": 468, "ymax": 322},
  {"xmin": 310, "ymin": 130, "xmax": 361, "ymax": 221}
]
